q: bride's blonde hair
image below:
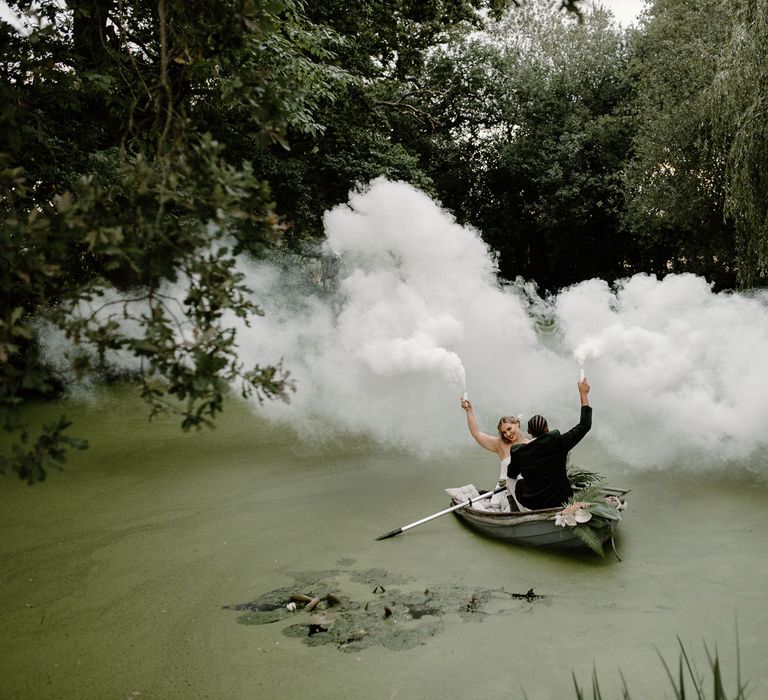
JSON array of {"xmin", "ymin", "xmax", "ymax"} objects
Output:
[{"xmin": 497, "ymin": 415, "xmax": 520, "ymax": 444}]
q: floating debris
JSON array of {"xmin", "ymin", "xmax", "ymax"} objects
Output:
[
  {"xmin": 341, "ymin": 628, "xmax": 366, "ymax": 644},
  {"xmin": 348, "ymin": 568, "xmax": 409, "ymax": 587},
  {"xmin": 405, "ymin": 603, "xmax": 440, "ymax": 620},
  {"xmin": 225, "ymin": 569, "xmax": 548, "ymax": 653},
  {"xmin": 309, "ymin": 612, "xmax": 336, "ymax": 628},
  {"xmin": 458, "ymin": 589, "xmax": 494, "ymax": 622},
  {"xmin": 226, "ymin": 600, "xmax": 284, "ymax": 613},
  {"xmin": 511, "ymin": 588, "xmax": 544, "ymax": 602}
]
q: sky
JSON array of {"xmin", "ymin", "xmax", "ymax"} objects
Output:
[
  {"xmin": 1, "ymin": 1, "xmax": 650, "ymax": 32},
  {"xmin": 0, "ymin": 2, "xmax": 17, "ymax": 28},
  {"xmin": 594, "ymin": 0, "xmax": 649, "ymax": 26}
]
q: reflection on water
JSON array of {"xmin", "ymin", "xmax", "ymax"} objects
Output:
[{"xmin": 1, "ymin": 388, "xmax": 767, "ymax": 699}]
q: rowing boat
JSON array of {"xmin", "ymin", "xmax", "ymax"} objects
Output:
[{"xmin": 446, "ymin": 484, "xmax": 629, "ymax": 553}]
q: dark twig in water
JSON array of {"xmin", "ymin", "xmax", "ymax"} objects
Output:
[{"xmin": 511, "ymin": 588, "xmax": 543, "ymax": 602}]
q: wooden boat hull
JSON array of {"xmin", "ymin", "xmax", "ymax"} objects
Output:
[
  {"xmin": 451, "ymin": 487, "xmax": 628, "ymax": 552},
  {"xmin": 453, "ymin": 507, "xmax": 600, "ymax": 550}
]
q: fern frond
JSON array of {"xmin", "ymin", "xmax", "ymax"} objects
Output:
[
  {"xmin": 570, "ymin": 523, "xmax": 605, "ymax": 556},
  {"xmin": 567, "ymin": 466, "xmax": 605, "ymax": 487},
  {"xmin": 569, "ymin": 484, "xmax": 605, "ymax": 505}
]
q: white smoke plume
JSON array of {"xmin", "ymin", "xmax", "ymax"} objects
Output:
[
  {"xmin": 39, "ymin": 177, "xmax": 768, "ymax": 473},
  {"xmin": 238, "ymin": 178, "xmax": 768, "ymax": 473},
  {"xmin": 236, "ymin": 178, "xmax": 547, "ymax": 453}
]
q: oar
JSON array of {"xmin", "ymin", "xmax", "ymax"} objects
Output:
[{"xmin": 375, "ymin": 484, "xmax": 507, "ymax": 540}]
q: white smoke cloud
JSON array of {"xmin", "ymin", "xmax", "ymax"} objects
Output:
[
  {"xmin": 238, "ymin": 178, "xmax": 768, "ymax": 472},
  {"xmin": 38, "ymin": 177, "xmax": 768, "ymax": 473},
  {"xmin": 35, "ymin": 288, "xmax": 147, "ymax": 389},
  {"xmin": 236, "ymin": 178, "xmax": 545, "ymax": 452},
  {"xmin": 555, "ymin": 274, "xmax": 768, "ymax": 468}
]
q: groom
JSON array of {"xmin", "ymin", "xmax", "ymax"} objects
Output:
[{"xmin": 508, "ymin": 378, "xmax": 592, "ymax": 510}]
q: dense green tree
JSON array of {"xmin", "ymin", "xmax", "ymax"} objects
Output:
[
  {"xmin": 237, "ymin": 0, "xmax": 512, "ymax": 248},
  {"xmin": 418, "ymin": 3, "xmax": 636, "ymax": 290},
  {"xmin": 710, "ymin": 0, "xmax": 768, "ymax": 287},
  {"xmin": 306, "ymin": 0, "xmax": 498, "ymax": 79},
  {"xmin": 622, "ymin": 0, "xmax": 736, "ymax": 289},
  {"xmin": 0, "ymin": 0, "xmax": 516, "ymax": 482},
  {"xmin": 0, "ymin": 0, "xmax": 346, "ymax": 481}
]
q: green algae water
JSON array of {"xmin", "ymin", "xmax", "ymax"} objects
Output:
[
  {"xmin": 2, "ymin": 387, "xmax": 767, "ymax": 699},
  {"xmin": 8, "ymin": 171, "xmax": 768, "ymax": 700}
]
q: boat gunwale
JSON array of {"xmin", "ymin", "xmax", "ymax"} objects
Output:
[
  {"xmin": 451, "ymin": 504, "xmax": 561, "ymax": 525},
  {"xmin": 449, "ymin": 486, "xmax": 630, "ymax": 525}
]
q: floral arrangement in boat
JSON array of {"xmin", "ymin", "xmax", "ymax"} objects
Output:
[{"xmin": 557, "ymin": 472, "xmax": 627, "ymax": 557}]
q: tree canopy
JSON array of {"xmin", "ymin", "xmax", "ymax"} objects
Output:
[{"xmin": 1, "ymin": 0, "xmax": 346, "ymax": 480}]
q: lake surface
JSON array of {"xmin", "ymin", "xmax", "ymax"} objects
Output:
[{"xmin": 2, "ymin": 387, "xmax": 767, "ymax": 699}]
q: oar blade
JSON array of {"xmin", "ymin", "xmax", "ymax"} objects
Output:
[{"xmin": 375, "ymin": 527, "xmax": 404, "ymax": 541}]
